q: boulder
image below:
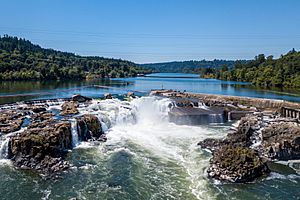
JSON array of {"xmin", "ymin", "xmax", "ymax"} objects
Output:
[
  {"xmin": 61, "ymin": 101, "xmax": 78, "ymax": 116},
  {"xmin": 9, "ymin": 121, "xmax": 72, "ymax": 174},
  {"xmin": 76, "ymin": 114, "xmax": 103, "ymax": 141},
  {"xmin": 207, "ymin": 145, "xmax": 270, "ymax": 183},
  {"xmin": 72, "ymin": 94, "xmax": 92, "ymax": 103}
]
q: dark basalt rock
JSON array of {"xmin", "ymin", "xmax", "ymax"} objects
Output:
[
  {"xmin": 9, "ymin": 121, "xmax": 72, "ymax": 174},
  {"xmin": 207, "ymin": 145, "xmax": 270, "ymax": 183},
  {"xmin": 28, "ymin": 112, "xmax": 55, "ymax": 129},
  {"xmin": 31, "ymin": 106, "xmax": 47, "ymax": 113},
  {"xmin": 0, "ymin": 110, "xmax": 26, "ymax": 134},
  {"xmin": 72, "ymin": 94, "xmax": 92, "ymax": 103},
  {"xmin": 61, "ymin": 101, "xmax": 79, "ymax": 116},
  {"xmin": 76, "ymin": 114, "xmax": 103, "ymax": 141},
  {"xmin": 262, "ymin": 121, "xmax": 300, "ymax": 160},
  {"xmin": 225, "ymin": 115, "xmax": 261, "ymax": 147}
]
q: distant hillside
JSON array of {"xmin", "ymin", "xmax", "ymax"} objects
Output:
[
  {"xmin": 0, "ymin": 35, "xmax": 148, "ymax": 80},
  {"xmin": 204, "ymin": 49, "xmax": 300, "ymax": 88},
  {"xmin": 140, "ymin": 60, "xmax": 236, "ymax": 73}
]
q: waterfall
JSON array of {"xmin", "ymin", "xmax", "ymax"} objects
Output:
[
  {"xmin": 70, "ymin": 119, "xmax": 79, "ymax": 147},
  {"xmin": 208, "ymin": 113, "xmax": 224, "ymax": 123},
  {"xmin": 227, "ymin": 111, "xmax": 232, "ymax": 121},
  {"xmin": 198, "ymin": 102, "xmax": 209, "ymax": 110},
  {"xmin": 0, "ymin": 137, "xmax": 10, "ymax": 159}
]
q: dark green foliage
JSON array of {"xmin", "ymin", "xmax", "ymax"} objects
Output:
[
  {"xmin": 204, "ymin": 50, "xmax": 300, "ymax": 88},
  {"xmin": 0, "ymin": 35, "xmax": 148, "ymax": 80},
  {"xmin": 140, "ymin": 60, "xmax": 236, "ymax": 73}
]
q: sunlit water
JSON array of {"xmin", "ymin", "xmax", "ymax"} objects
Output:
[
  {"xmin": 1, "ymin": 73, "xmax": 300, "ymax": 104},
  {"xmin": 1, "ymin": 74, "xmax": 300, "ymax": 199}
]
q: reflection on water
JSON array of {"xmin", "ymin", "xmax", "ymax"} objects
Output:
[{"xmin": 1, "ymin": 73, "xmax": 300, "ymax": 104}]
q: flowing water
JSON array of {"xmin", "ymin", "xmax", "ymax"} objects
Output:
[{"xmin": 1, "ymin": 73, "xmax": 300, "ymax": 199}]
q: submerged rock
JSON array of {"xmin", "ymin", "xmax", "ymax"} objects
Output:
[{"xmin": 207, "ymin": 145, "xmax": 269, "ymax": 183}]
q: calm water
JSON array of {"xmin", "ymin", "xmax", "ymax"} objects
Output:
[
  {"xmin": 0, "ymin": 73, "xmax": 300, "ymax": 200},
  {"xmin": 1, "ymin": 73, "xmax": 300, "ymax": 104}
]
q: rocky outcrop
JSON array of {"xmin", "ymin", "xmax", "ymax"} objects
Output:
[
  {"xmin": 199, "ymin": 114, "xmax": 262, "ymax": 150},
  {"xmin": 263, "ymin": 121, "xmax": 300, "ymax": 160},
  {"xmin": 207, "ymin": 145, "xmax": 269, "ymax": 183},
  {"xmin": 9, "ymin": 121, "xmax": 72, "ymax": 174},
  {"xmin": 28, "ymin": 112, "xmax": 55, "ymax": 129},
  {"xmin": 198, "ymin": 113, "xmax": 272, "ymax": 183},
  {"xmin": 226, "ymin": 114, "xmax": 262, "ymax": 147},
  {"xmin": 76, "ymin": 114, "xmax": 104, "ymax": 141},
  {"xmin": 61, "ymin": 101, "xmax": 78, "ymax": 115},
  {"xmin": 0, "ymin": 110, "xmax": 26, "ymax": 134}
]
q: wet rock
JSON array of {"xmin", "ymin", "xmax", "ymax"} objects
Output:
[
  {"xmin": 262, "ymin": 121, "xmax": 300, "ymax": 160},
  {"xmin": 31, "ymin": 106, "xmax": 47, "ymax": 113},
  {"xmin": 0, "ymin": 110, "xmax": 25, "ymax": 134},
  {"xmin": 72, "ymin": 94, "xmax": 92, "ymax": 103},
  {"xmin": 198, "ymin": 138, "xmax": 223, "ymax": 151},
  {"xmin": 9, "ymin": 121, "xmax": 72, "ymax": 174},
  {"xmin": 61, "ymin": 101, "xmax": 78, "ymax": 116},
  {"xmin": 104, "ymin": 93, "xmax": 112, "ymax": 99},
  {"xmin": 76, "ymin": 114, "xmax": 103, "ymax": 141},
  {"xmin": 225, "ymin": 114, "xmax": 261, "ymax": 147},
  {"xmin": 28, "ymin": 112, "xmax": 55, "ymax": 129},
  {"xmin": 207, "ymin": 145, "xmax": 270, "ymax": 183}
]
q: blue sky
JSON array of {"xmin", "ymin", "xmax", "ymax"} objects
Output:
[{"xmin": 0, "ymin": 0, "xmax": 299, "ymax": 63}]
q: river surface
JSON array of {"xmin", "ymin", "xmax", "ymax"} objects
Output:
[
  {"xmin": 0, "ymin": 73, "xmax": 300, "ymax": 200},
  {"xmin": 1, "ymin": 73, "xmax": 300, "ymax": 104}
]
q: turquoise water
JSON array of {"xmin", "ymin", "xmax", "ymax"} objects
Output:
[{"xmin": 0, "ymin": 73, "xmax": 300, "ymax": 200}]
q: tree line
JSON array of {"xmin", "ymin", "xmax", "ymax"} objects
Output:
[
  {"xmin": 0, "ymin": 35, "xmax": 149, "ymax": 80},
  {"xmin": 201, "ymin": 49, "xmax": 300, "ymax": 88},
  {"xmin": 141, "ymin": 60, "xmax": 236, "ymax": 73}
]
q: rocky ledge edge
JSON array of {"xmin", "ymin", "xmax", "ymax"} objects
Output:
[
  {"xmin": 0, "ymin": 94, "xmax": 107, "ymax": 177},
  {"xmin": 199, "ymin": 112, "xmax": 300, "ymax": 183},
  {"xmin": 151, "ymin": 89, "xmax": 300, "ymax": 183}
]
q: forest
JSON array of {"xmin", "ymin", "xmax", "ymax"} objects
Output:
[
  {"xmin": 0, "ymin": 35, "xmax": 149, "ymax": 80},
  {"xmin": 201, "ymin": 49, "xmax": 300, "ymax": 88},
  {"xmin": 141, "ymin": 60, "xmax": 236, "ymax": 73}
]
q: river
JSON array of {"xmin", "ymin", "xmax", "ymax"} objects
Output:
[{"xmin": 0, "ymin": 73, "xmax": 300, "ymax": 200}]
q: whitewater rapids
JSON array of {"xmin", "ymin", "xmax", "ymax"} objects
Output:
[
  {"xmin": 0, "ymin": 96, "xmax": 231, "ymax": 199},
  {"xmin": 74, "ymin": 96, "xmax": 228, "ymax": 199}
]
